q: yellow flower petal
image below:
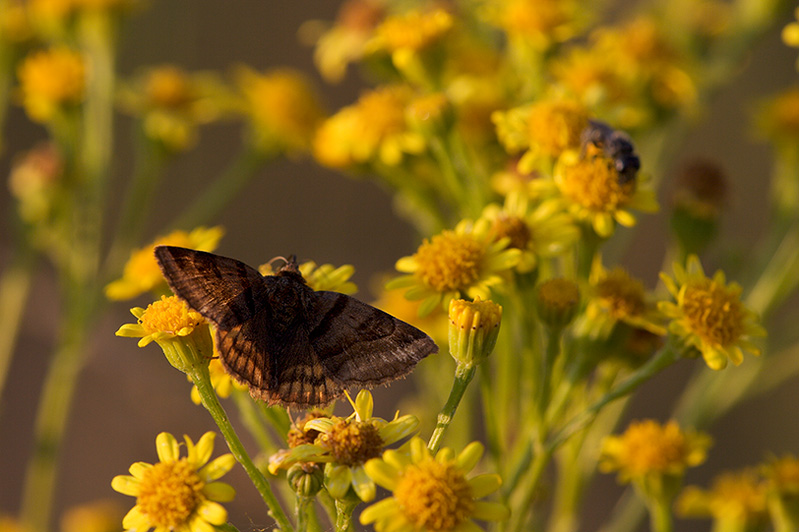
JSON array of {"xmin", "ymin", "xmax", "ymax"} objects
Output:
[{"xmin": 156, "ymin": 432, "xmax": 180, "ymax": 462}]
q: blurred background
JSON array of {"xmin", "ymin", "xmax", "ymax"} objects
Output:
[{"xmin": 1, "ymin": 2, "xmax": 798, "ymax": 531}]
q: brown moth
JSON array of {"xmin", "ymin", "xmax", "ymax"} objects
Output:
[{"xmin": 154, "ymin": 246, "xmax": 438, "ymax": 408}]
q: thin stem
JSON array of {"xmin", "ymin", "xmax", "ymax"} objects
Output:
[
  {"xmin": 334, "ymin": 498, "xmax": 358, "ymax": 532},
  {"xmin": 506, "ymin": 445, "xmax": 553, "ymax": 532},
  {"xmin": 296, "ymin": 495, "xmax": 312, "ymax": 532},
  {"xmin": 648, "ymin": 496, "xmax": 674, "ymax": 532},
  {"xmin": 548, "ymin": 344, "xmax": 679, "ymax": 453},
  {"xmin": 428, "ymin": 364, "xmax": 477, "ymax": 454},
  {"xmin": 191, "ymin": 365, "xmax": 295, "ymax": 532},
  {"xmin": 170, "ymin": 147, "xmax": 270, "ymax": 231}
]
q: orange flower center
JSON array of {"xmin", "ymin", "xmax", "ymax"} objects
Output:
[
  {"xmin": 559, "ymin": 155, "xmax": 635, "ymax": 211},
  {"xmin": 596, "ymin": 268, "xmax": 646, "ymax": 319},
  {"xmin": 320, "ymin": 419, "xmax": 384, "ymax": 467}
]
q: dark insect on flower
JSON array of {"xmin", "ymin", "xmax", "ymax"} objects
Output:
[{"xmin": 580, "ymin": 120, "xmax": 641, "ymax": 185}]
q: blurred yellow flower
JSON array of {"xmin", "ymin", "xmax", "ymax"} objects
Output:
[
  {"xmin": 111, "ymin": 432, "xmax": 235, "ymax": 532},
  {"xmin": 659, "ymin": 255, "xmax": 765, "ymax": 370},
  {"xmin": 118, "ymin": 65, "xmax": 228, "ymax": 151},
  {"xmin": 235, "ymin": 66, "xmax": 326, "ymax": 155},
  {"xmin": 105, "ymin": 226, "xmax": 224, "ymax": 301},
  {"xmin": 486, "ymin": 0, "xmax": 583, "ymax": 50},
  {"xmin": 677, "ymin": 469, "xmax": 769, "ymax": 530},
  {"xmin": 17, "ymin": 46, "xmax": 85, "ymax": 123},
  {"xmin": 600, "ymin": 419, "xmax": 711, "ymax": 484},
  {"xmin": 60, "ymin": 500, "xmax": 124, "ymax": 532},
  {"xmin": 313, "ymin": 85, "xmax": 425, "ymax": 168},
  {"xmin": 368, "ymin": 8, "xmax": 452, "ymax": 55},
  {"xmin": 757, "ymin": 86, "xmax": 799, "ymax": 146}
]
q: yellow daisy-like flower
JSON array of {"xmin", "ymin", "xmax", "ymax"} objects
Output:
[
  {"xmin": 111, "ymin": 432, "xmax": 236, "ymax": 532},
  {"xmin": 492, "ymin": 99, "xmax": 590, "ymax": 173},
  {"xmin": 268, "ymin": 390, "xmax": 418, "ymax": 502},
  {"xmin": 480, "ymin": 191, "xmax": 579, "ymax": 273},
  {"xmin": 485, "ymin": 0, "xmax": 583, "ymax": 50},
  {"xmin": 361, "ymin": 437, "xmax": 509, "ymax": 532},
  {"xmin": 676, "ymin": 469, "xmax": 769, "ymax": 529},
  {"xmin": 387, "ymin": 219, "xmax": 521, "ymax": 316},
  {"xmin": 115, "ymin": 295, "xmax": 213, "ymax": 374},
  {"xmin": 600, "ymin": 419, "xmax": 711, "ymax": 484},
  {"xmin": 235, "ymin": 66, "xmax": 326, "ymax": 155},
  {"xmin": 576, "ymin": 256, "xmax": 666, "ymax": 339},
  {"xmin": 105, "ymin": 226, "xmax": 224, "ymax": 301},
  {"xmin": 368, "ymin": 8, "xmax": 453, "ymax": 55},
  {"xmin": 549, "ymin": 149, "xmax": 658, "ymax": 238},
  {"xmin": 782, "ymin": 7, "xmax": 799, "ymax": 69},
  {"xmin": 0, "ymin": 1, "xmax": 32, "ymax": 44},
  {"xmin": 17, "ymin": 46, "xmax": 85, "ymax": 123},
  {"xmin": 259, "ymin": 259, "xmax": 357, "ymax": 294},
  {"xmin": 658, "ymin": 255, "xmax": 766, "ymax": 370},
  {"xmin": 312, "ymin": 85, "xmax": 425, "ymax": 169},
  {"xmin": 118, "ymin": 65, "xmax": 228, "ymax": 151}
]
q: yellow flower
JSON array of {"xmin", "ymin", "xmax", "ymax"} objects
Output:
[
  {"xmin": 0, "ymin": 1, "xmax": 33, "ymax": 44},
  {"xmin": 387, "ymin": 219, "xmax": 521, "ymax": 316},
  {"xmin": 485, "ymin": 0, "xmax": 583, "ymax": 50},
  {"xmin": 0, "ymin": 516, "xmax": 31, "ymax": 532},
  {"xmin": 493, "ymin": 99, "xmax": 590, "ymax": 172},
  {"xmin": 783, "ymin": 7, "xmax": 799, "ymax": 69},
  {"xmin": 677, "ymin": 469, "xmax": 769, "ymax": 529},
  {"xmin": 313, "ymin": 85, "xmax": 425, "ymax": 168},
  {"xmin": 600, "ymin": 419, "xmax": 711, "ymax": 483},
  {"xmin": 111, "ymin": 432, "xmax": 236, "ymax": 532},
  {"xmin": 448, "ymin": 297, "xmax": 502, "ymax": 369},
  {"xmin": 17, "ymin": 46, "xmax": 85, "ymax": 123},
  {"xmin": 235, "ymin": 66, "xmax": 326, "ymax": 155},
  {"xmin": 576, "ymin": 256, "xmax": 666, "ymax": 339},
  {"xmin": 306, "ymin": 0, "xmax": 386, "ymax": 83},
  {"xmin": 118, "ymin": 65, "xmax": 228, "ymax": 151},
  {"xmin": 60, "ymin": 500, "xmax": 125, "ymax": 532},
  {"xmin": 258, "ymin": 259, "xmax": 358, "ymax": 294},
  {"xmin": 105, "ymin": 226, "xmax": 224, "ymax": 300},
  {"xmin": 550, "ymin": 149, "xmax": 658, "ymax": 238},
  {"xmin": 361, "ymin": 437, "xmax": 509, "ymax": 531},
  {"xmin": 658, "ymin": 255, "xmax": 766, "ymax": 370},
  {"xmin": 368, "ymin": 8, "xmax": 452, "ymax": 55},
  {"xmin": 480, "ymin": 191, "xmax": 579, "ymax": 273},
  {"xmin": 268, "ymin": 390, "xmax": 418, "ymax": 502},
  {"xmin": 115, "ymin": 295, "xmax": 213, "ymax": 374}
]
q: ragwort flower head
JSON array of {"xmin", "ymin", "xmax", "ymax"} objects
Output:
[
  {"xmin": 118, "ymin": 65, "xmax": 228, "ymax": 151},
  {"xmin": 368, "ymin": 7, "xmax": 453, "ymax": 56},
  {"xmin": 313, "ymin": 85, "xmax": 425, "ymax": 169},
  {"xmin": 362, "ymin": 437, "xmax": 509, "ymax": 531},
  {"xmin": 115, "ymin": 295, "xmax": 213, "ymax": 374},
  {"xmin": 551, "ymin": 149, "xmax": 658, "ymax": 238},
  {"xmin": 235, "ymin": 66, "xmax": 326, "ymax": 155},
  {"xmin": 17, "ymin": 46, "xmax": 85, "ymax": 123},
  {"xmin": 576, "ymin": 257, "xmax": 666, "ymax": 339},
  {"xmin": 480, "ymin": 191, "xmax": 579, "ymax": 273},
  {"xmin": 105, "ymin": 226, "xmax": 224, "ymax": 301},
  {"xmin": 600, "ymin": 419, "xmax": 711, "ymax": 484},
  {"xmin": 486, "ymin": 0, "xmax": 584, "ymax": 50},
  {"xmin": 659, "ymin": 255, "xmax": 765, "ymax": 370},
  {"xmin": 111, "ymin": 432, "xmax": 236, "ymax": 532},
  {"xmin": 60, "ymin": 500, "xmax": 125, "ymax": 532},
  {"xmin": 268, "ymin": 390, "xmax": 418, "ymax": 502},
  {"xmin": 677, "ymin": 469, "xmax": 769, "ymax": 529},
  {"xmin": 388, "ymin": 219, "xmax": 521, "ymax": 316}
]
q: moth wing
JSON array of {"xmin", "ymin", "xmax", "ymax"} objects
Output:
[
  {"xmin": 154, "ymin": 246, "xmax": 266, "ymax": 328},
  {"xmin": 308, "ymin": 291, "xmax": 438, "ymax": 387},
  {"xmin": 215, "ymin": 310, "xmax": 343, "ymax": 408}
]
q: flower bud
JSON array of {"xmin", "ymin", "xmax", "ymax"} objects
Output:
[{"xmin": 447, "ymin": 297, "xmax": 502, "ymax": 369}]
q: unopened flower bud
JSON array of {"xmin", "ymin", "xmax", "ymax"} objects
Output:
[
  {"xmin": 536, "ymin": 278, "xmax": 580, "ymax": 330},
  {"xmin": 448, "ymin": 297, "xmax": 502, "ymax": 369}
]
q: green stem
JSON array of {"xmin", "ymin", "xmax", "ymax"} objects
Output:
[
  {"xmin": 334, "ymin": 498, "xmax": 358, "ymax": 532},
  {"xmin": 232, "ymin": 389, "xmax": 279, "ymax": 454},
  {"xmin": 296, "ymin": 495, "xmax": 312, "ymax": 532},
  {"xmin": 538, "ymin": 325, "xmax": 563, "ymax": 425},
  {"xmin": 0, "ymin": 242, "xmax": 36, "ymax": 405},
  {"xmin": 648, "ymin": 496, "xmax": 674, "ymax": 532},
  {"xmin": 506, "ymin": 445, "xmax": 553, "ymax": 532},
  {"xmin": 548, "ymin": 344, "xmax": 679, "ymax": 453},
  {"xmin": 171, "ymin": 147, "xmax": 270, "ymax": 230},
  {"xmin": 191, "ymin": 365, "xmax": 295, "ymax": 532},
  {"xmin": 20, "ymin": 298, "xmax": 94, "ymax": 532},
  {"xmin": 428, "ymin": 364, "xmax": 477, "ymax": 454}
]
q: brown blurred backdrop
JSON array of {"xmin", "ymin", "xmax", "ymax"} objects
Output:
[{"xmin": 1, "ymin": 2, "xmax": 798, "ymax": 531}]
